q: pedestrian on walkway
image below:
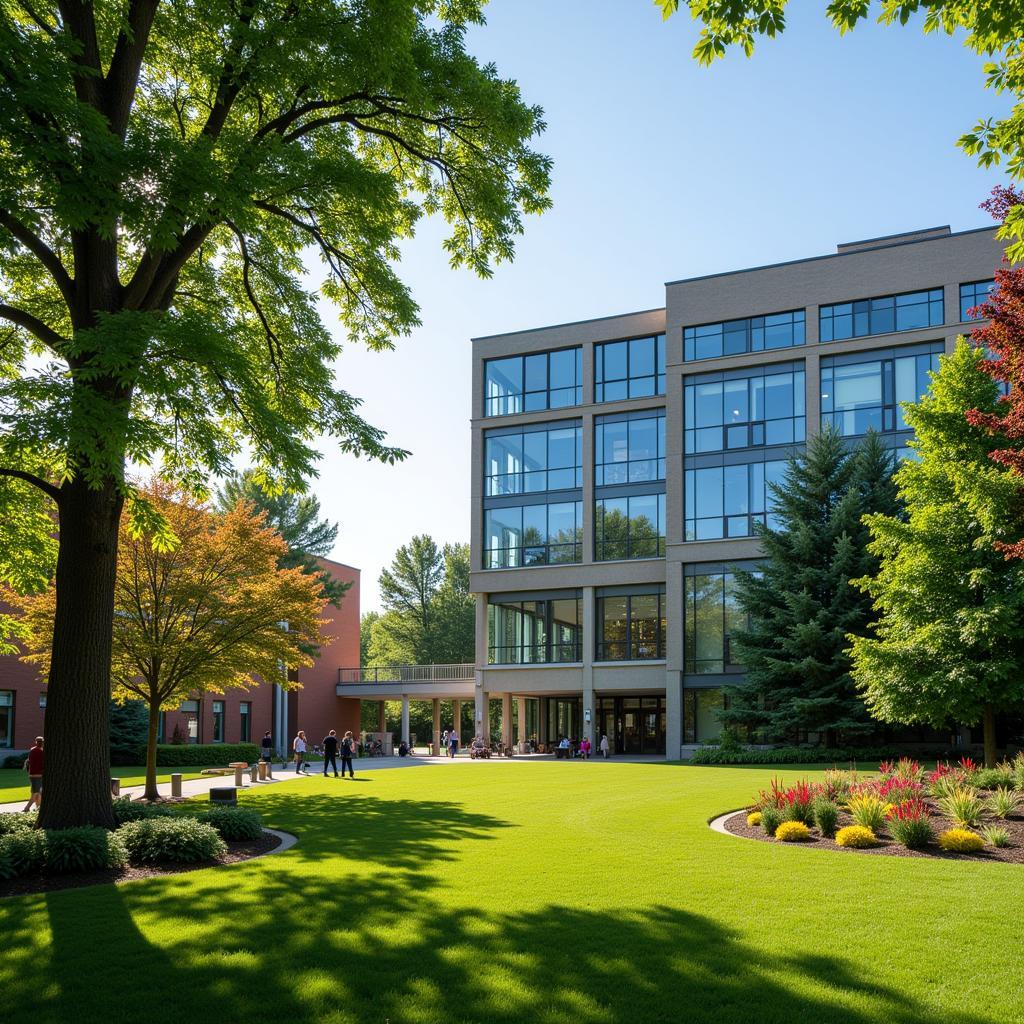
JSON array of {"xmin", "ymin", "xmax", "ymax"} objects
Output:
[
  {"xmin": 322, "ymin": 729, "xmax": 339, "ymax": 777},
  {"xmin": 292, "ymin": 731, "xmax": 307, "ymax": 773},
  {"xmin": 449, "ymin": 731, "xmax": 459, "ymax": 757},
  {"xmin": 442, "ymin": 728, "xmax": 450, "ymax": 757},
  {"xmin": 340, "ymin": 731, "xmax": 356, "ymax": 778},
  {"xmin": 600, "ymin": 734, "xmax": 610, "ymax": 759},
  {"xmin": 261, "ymin": 731, "xmax": 273, "ymax": 761},
  {"xmin": 22, "ymin": 736, "xmax": 43, "ymax": 813}
]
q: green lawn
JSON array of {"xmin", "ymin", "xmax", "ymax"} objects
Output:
[
  {"xmin": 0, "ymin": 762, "xmax": 1020, "ymax": 1024},
  {"xmin": 0, "ymin": 766, "xmax": 209, "ymax": 804}
]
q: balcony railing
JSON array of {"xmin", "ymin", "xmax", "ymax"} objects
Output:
[{"xmin": 338, "ymin": 664, "xmax": 475, "ymax": 685}]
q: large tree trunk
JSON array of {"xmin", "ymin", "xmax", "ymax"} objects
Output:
[
  {"xmin": 983, "ymin": 704, "xmax": 998, "ymax": 769},
  {"xmin": 144, "ymin": 696, "xmax": 161, "ymax": 801},
  {"xmin": 38, "ymin": 477, "xmax": 123, "ymax": 830}
]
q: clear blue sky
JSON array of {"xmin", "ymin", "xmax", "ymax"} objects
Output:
[{"xmin": 308, "ymin": 1, "xmax": 1011, "ymax": 612}]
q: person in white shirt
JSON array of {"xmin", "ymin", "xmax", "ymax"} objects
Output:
[
  {"xmin": 599, "ymin": 734, "xmax": 610, "ymax": 759},
  {"xmin": 292, "ymin": 731, "xmax": 307, "ymax": 773}
]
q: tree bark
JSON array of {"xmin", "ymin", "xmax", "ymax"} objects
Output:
[
  {"xmin": 38, "ymin": 477, "xmax": 123, "ymax": 830},
  {"xmin": 983, "ymin": 704, "xmax": 998, "ymax": 769},
  {"xmin": 145, "ymin": 695, "xmax": 161, "ymax": 802}
]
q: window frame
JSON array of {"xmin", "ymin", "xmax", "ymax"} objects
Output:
[
  {"xmin": 483, "ymin": 347, "xmax": 583, "ymax": 417},
  {"xmin": 594, "ymin": 334, "xmax": 666, "ymax": 402},
  {"xmin": 484, "ymin": 420, "xmax": 583, "ymax": 496},
  {"xmin": 594, "ymin": 492, "xmax": 666, "ymax": 561},
  {"xmin": 487, "ymin": 592, "xmax": 583, "ymax": 665},
  {"xmin": 959, "ymin": 279, "xmax": 996, "ymax": 322},
  {"xmin": 0, "ymin": 690, "xmax": 13, "ymax": 749},
  {"xmin": 683, "ymin": 309, "xmax": 805, "ymax": 362},
  {"xmin": 595, "ymin": 589, "xmax": 667, "ymax": 661},
  {"xmin": 483, "ymin": 500, "xmax": 584, "ymax": 569},
  {"xmin": 819, "ymin": 287, "xmax": 943, "ymax": 342},
  {"xmin": 594, "ymin": 410, "xmax": 667, "ymax": 486}
]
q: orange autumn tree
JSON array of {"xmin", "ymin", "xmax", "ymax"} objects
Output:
[{"xmin": 18, "ymin": 481, "xmax": 327, "ymax": 801}]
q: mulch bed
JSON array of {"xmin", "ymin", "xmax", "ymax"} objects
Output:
[
  {"xmin": 723, "ymin": 800, "xmax": 1024, "ymax": 863},
  {"xmin": 0, "ymin": 830, "xmax": 282, "ymax": 899}
]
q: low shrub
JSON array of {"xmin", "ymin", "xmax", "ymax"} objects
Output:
[
  {"xmin": 886, "ymin": 800, "xmax": 933, "ymax": 850},
  {"xmin": 937, "ymin": 828, "xmax": 984, "ymax": 854},
  {"xmin": 835, "ymin": 825, "xmax": 878, "ymax": 849},
  {"xmin": 927, "ymin": 763, "xmax": 969, "ymax": 799},
  {"xmin": 0, "ymin": 812, "xmax": 35, "ymax": 837},
  {"xmin": 980, "ymin": 825, "xmax": 1011, "ymax": 849},
  {"xmin": 195, "ymin": 807, "xmax": 263, "ymax": 842},
  {"xmin": 774, "ymin": 820, "xmax": 812, "ymax": 842},
  {"xmin": 812, "ymin": 797, "xmax": 840, "ymax": 838},
  {"xmin": 44, "ymin": 827, "xmax": 128, "ymax": 874},
  {"xmin": 117, "ymin": 817, "xmax": 226, "ymax": 864},
  {"xmin": 972, "ymin": 767, "xmax": 1015, "ymax": 791},
  {"xmin": 0, "ymin": 830, "xmax": 46, "ymax": 879},
  {"xmin": 746, "ymin": 811, "xmax": 762, "ymax": 828},
  {"xmin": 760, "ymin": 805, "xmax": 782, "ymax": 837},
  {"xmin": 937, "ymin": 786, "xmax": 985, "ymax": 828},
  {"xmin": 690, "ymin": 745, "xmax": 903, "ymax": 766},
  {"xmin": 142, "ymin": 743, "xmax": 259, "ymax": 767},
  {"xmin": 2, "ymin": 754, "xmax": 25, "ymax": 769},
  {"xmin": 111, "ymin": 798, "xmax": 177, "ymax": 825},
  {"xmin": 878, "ymin": 758, "xmax": 924, "ymax": 783},
  {"xmin": 848, "ymin": 794, "xmax": 888, "ymax": 833},
  {"xmin": 987, "ymin": 787, "xmax": 1021, "ymax": 820}
]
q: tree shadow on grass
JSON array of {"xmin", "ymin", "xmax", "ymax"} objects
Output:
[{"xmin": 20, "ymin": 872, "xmax": 995, "ymax": 1024}]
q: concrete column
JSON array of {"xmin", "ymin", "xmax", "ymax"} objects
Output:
[
  {"xmin": 665, "ymin": 558, "xmax": 684, "ymax": 760},
  {"xmin": 258, "ymin": 761, "xmax": 267, "ymax": 781},
  {"xmin": 517, "ymin": 696, "xmax": 527, "ymax": 751},
  {"xmin": 171, "ymin": 773, "xmax": 183, "ymax": 798},
  {"xmin": 234, "ymin": 765, "xmax": 245, "ymax": 788},
  {"xmin": 250, "ymin": 763, "xmax": 259, "ymax": 784},
  {"xmin": 474, "ymin": 669, "xmax": 487, "ymax": 742},
  {"xmin": 501, "ymin": 692, "xmax": 512, "ymax": 748},
  {"xmin": 539, "ymin": 696, "xmax": 549, "ymax": 748},
  {"xmin": 432, "ymin": 698, "xmax": 441, "ymax": 756},
  {"xmin": 401, "ymin": 697, "xmax": 410, "ymax": 745},
  {"xmin": 377, "ymin": 700, "xmax": 386, "ymax": 733},
  {"xmin": 582, "ymin": 586, "xmax": 596, "ymax": 746}
]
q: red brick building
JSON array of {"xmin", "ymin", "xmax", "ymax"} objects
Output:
[{"xmin": 0, "ymin": 556, "xmax": 360, "ymax": 758}]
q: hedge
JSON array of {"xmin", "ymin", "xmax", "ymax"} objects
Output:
[
  {"xmin": 688, "ymin": 745, "xmax": 957, "ymax": 765},
  {"xmin": 117, "ymin": 817, "xmax": 226, "ymax": 864},
  {"xmin": 140, "ymin": 742, "xmax": 260, "ymax": 766}
]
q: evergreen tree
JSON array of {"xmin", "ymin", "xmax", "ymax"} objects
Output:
[
  {"xmin": 850, "ymin": 341, "xmax": 1024, "ymax": 767},
  {"xmin": 721, "ymin": 426, "xmax": 899, "ymax": 745}
]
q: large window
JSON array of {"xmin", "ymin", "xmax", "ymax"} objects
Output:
[
  {"xmin": 819, "ymin": 288, "xmax": 943, "ymax": 342},
  {"xmin": 484, "ymin": 501, "xmax": 583, "ymax": 568},
  {"xmin": 595, "ymin": 493, "xmax": 666, "ymax": 560},
  {"xmin": 821, "ymin": 343, "xmax": 942, "ymax": 436},
  {"xmin": 240, "ymin": 702, "xmax": 251, "ymax": 743},
  {"xmin": 212, "ymin": 700, "xmax": 225, "ymax": 743},
  {"xmin": 684, "ymin": 571, "xmax": 750, "ymax": 674},
  {"xmin": 685, "ymin": 460, "xmax": 786, "ymax": 540},
  {"xmin": 180, "ymin": 699, "xmax": 200, "ymax": 744},
  {"xmin": 0, "ymin": 691, "xmax": 12, "ymax": 748},
  {"xmin": 960, "ymin": 280, "xmax": 996, "ymax": 321},
  {"xmin": 683, "ymin": 688, "xmax": 726, "ymax": 744},
  {"xmin": 485, "ymin": 422, "xmax": 582, "ymax": 496},
  {"xmin": 484, "ymin": 348, "xmax": 582, "ymax": 417},
  {"xmin": 595, "ymin": 411, "xmax": 666, "ymax": 486},
  {"xmin": 685, "ymin": 366, "xmax": 805, "ymax": 454},
  {"xmin": 684, "ymin": 310, "xmax": 805, "ymax": 362},
  {"xmin": 596, "ymin": 589, "xmax": 666, "ymax": 660},
  {"xmin": 487, "ymin": 593, "xmax": 582, "ymax": 664},
  {"xmin": 595, "ymin": 335, "xmax": 666, "ymax": 401}
]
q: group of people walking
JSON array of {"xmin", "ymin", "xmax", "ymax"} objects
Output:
[
  {"xmin": 441, "ymin": 729, "xmax": 460, "ymax": 757},
  {"xmin": 260, "ymin": 729, "xmax": 357, "ymax": 778}
]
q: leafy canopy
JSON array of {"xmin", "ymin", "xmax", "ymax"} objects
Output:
[{"xmin": 654, "ymin": 1, "xmax": 1024, "ymax": 258}]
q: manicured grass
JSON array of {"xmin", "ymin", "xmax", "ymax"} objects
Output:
[
  {"xmin": 0, "ymin": 762, "xmax": 1019, "ymax": 1023},
  {"xmin": 0, "ymin": 766, "xmax": 208, "ymax": 804}
]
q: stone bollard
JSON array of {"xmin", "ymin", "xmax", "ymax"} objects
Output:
[
  {"xmin": 110, "ymin": 778, "xmax": 120, "ymax": 796},
  {"xmin": 233, "ymin": 764, "xmax": 245, "ymax": 787},
  {"xmin": 250, "ymin": 763, "xmax": 259, "ymax": 784},
  {"xmin": 266, "ymin": 760, "xmax": 273, "ymax": 779},
  {"xmin": 171, "ymin": 773, "xmax": 183, "ymax": 799},
  {"xmin": 258, "ymin": 760, "xmax": 268, "ymax": 781}
]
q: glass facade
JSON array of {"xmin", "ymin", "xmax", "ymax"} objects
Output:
[
  {"xmin": 596, "ymin": 589, "xmax": 666, "ymax": 660},
  {"xmin": 684, "ymin": 571, "xmax": 750, "ymax": 674},
  {"xmin": 0, "ymin": 691, "xmax": 11, "ymax": 748},
  {"xmin": 595, "ymin": 493, "xmax": 666, "ymax": 560},
  {"xmin": 683, "ymin": 688, "xmax": 725, "ymax": 744},
  {"xmin": 485, "ymin": 422, "xmax": 582, "ymax": 496},
  {"xmin": 597, "ymin": 695, "xmax": 666, "ymax": 754},
  {"xmin": 594, "ymin": 334, "xmax": 665, "ymax": 401},
  {"xmin": 685, "ymin": 365, "xmax": 805, "ymax": 453},
  {"xmin": 685, "ymin": 459, "xmax": 786, "ymax": 540},
  {"xmin": 819, "ymin": 288, "xmax": 943, "ymax": 342},
  {"xmin": 212, "ymin": 700, "xmax": 225, "ymax": 743},
  {"xmin": 484, "ymin": 501, "xmax": 583, "ymax": 568},
  {"xmin": 595, "ymin": 411, "xmax": 666, "ymax": 486},
  {"xmin": 240, "ymin": 701, "xmax": 251, "ymax": 743},
  {"xmin": 684, "ymin": 310, "xmax": 805, "ymax": 361},
  {"xmin": 960, "ymin": 280, "xmax": 996, "ymax": 321},
  {"xmin": 820, "ymin": 343, "xmax": 942, "ymax": 436},
  {"xmin": 488, "ymin": 594, "xmax": 583, "ymax": 664},
  {"xmin": 484, "ymin": 347, "xmax": 582, "ymax": 417}
]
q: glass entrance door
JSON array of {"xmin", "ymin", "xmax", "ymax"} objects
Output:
[{"xmin": 596, "ymin": 695, "xmax": 665, "ymax": 754}]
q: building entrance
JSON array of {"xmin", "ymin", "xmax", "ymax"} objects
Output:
[{"xmin": 596, "ymin": 695, "xmax": 666, "ymax": 755}]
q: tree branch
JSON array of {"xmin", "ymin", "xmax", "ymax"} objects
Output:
[
  {"xmin": 225, "ymin": 219, "xmax": 282, "ymax": 380},
  {"xmin": 0, "ymin": 209, "xmax": 76, "ymax": 311},
  {"xmin": 104, "ymin": 0, "xmax": 161, "ymax": 138},
  {"xmin": 55, "ymin": 0, "xmax": 103, "ymax": 108},
  {"xmin": 0, "ymin": 303, "xmax": 70, "ymax": 352},
  {"xmin": 0, "ymin": 467, "xmax": 61, "ymax": 503}
]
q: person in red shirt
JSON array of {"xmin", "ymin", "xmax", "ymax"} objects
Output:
[{"xmin": 22, "ymin": 736, "xmax": 43, "ymax": 813}]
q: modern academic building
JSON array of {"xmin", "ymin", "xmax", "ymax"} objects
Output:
[
  {"xmin": 0, "ymin": 556, "xmax": 362, "ymax": 757},
  {"xmin": 469, "ymin": 224, "xmax": 1008, "ymax": 760}
]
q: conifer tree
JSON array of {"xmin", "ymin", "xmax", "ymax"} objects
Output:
[
  {"xmin": 850, "ymin": 341, "xmax": 1024, "ymax": 767},
  {"xmin": 721, "ymin": 426, "xmax": 899, "ymax": 745}
]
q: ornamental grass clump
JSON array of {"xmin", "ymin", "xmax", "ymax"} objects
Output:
[
  {"xmin": 980, "ymin": 825, "xmax": 1011, "ymax": 849},
  {"xmin": 780, "ymin": 781, "xmax": 819, "ymax": 825},
  {"xmin": 835, "ymin": 825, "xmax": 878, "ymax": 849},
  {"xmin": 886, "ymin": 799, "xmax": 933, "ymax": 850},
  {"xmin": 1013, "ymin": 752, "xmax": 1024, "ymax": 792},
  {"xmin": 927, "ymin": 763, "xmax": 969, "ymax": 800},
  {"xmin": 821, "ymin": 769, "xmax": 857, "ymax": 803},
  {"xmin": 937, "ymin": 828, "xmax": 984, "ymax": 854},
  {"xmin": 973, "ymin": 766, "xmax": 1015, "ymax": 791},
  {"xmin": 848, "ymin": 794, "xmax": 888, "ymax": 834},
  {"xmin": 811, "ymin": 797, "xmax": 840, "ymax": 838},
  {"xmin": 987, "ymin": 787, "xmax": 1021, "ymax": 820},
  {"xmin": 760, "ymin": 805, "xmax": 782, "ymax": 837},
  {"xmin": 938, "ymin": 786, "xmax": 985, "ymax": 829},
  {"xmin": 775, "ymin": 821, "xmax": 812, "ymax": 843},
  {"xmin": 878, "ymin": 758, "xmax": 923, "ymax": 784}
]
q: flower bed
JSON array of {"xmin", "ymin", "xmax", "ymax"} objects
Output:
[{"xmin": 720, "ymin": 756, "xmax": 1024, "ymax": 864}]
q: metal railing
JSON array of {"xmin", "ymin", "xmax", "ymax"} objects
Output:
[{"xmin": 338, "ymin": 664, "xmax": 475, "ymax": 685}]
